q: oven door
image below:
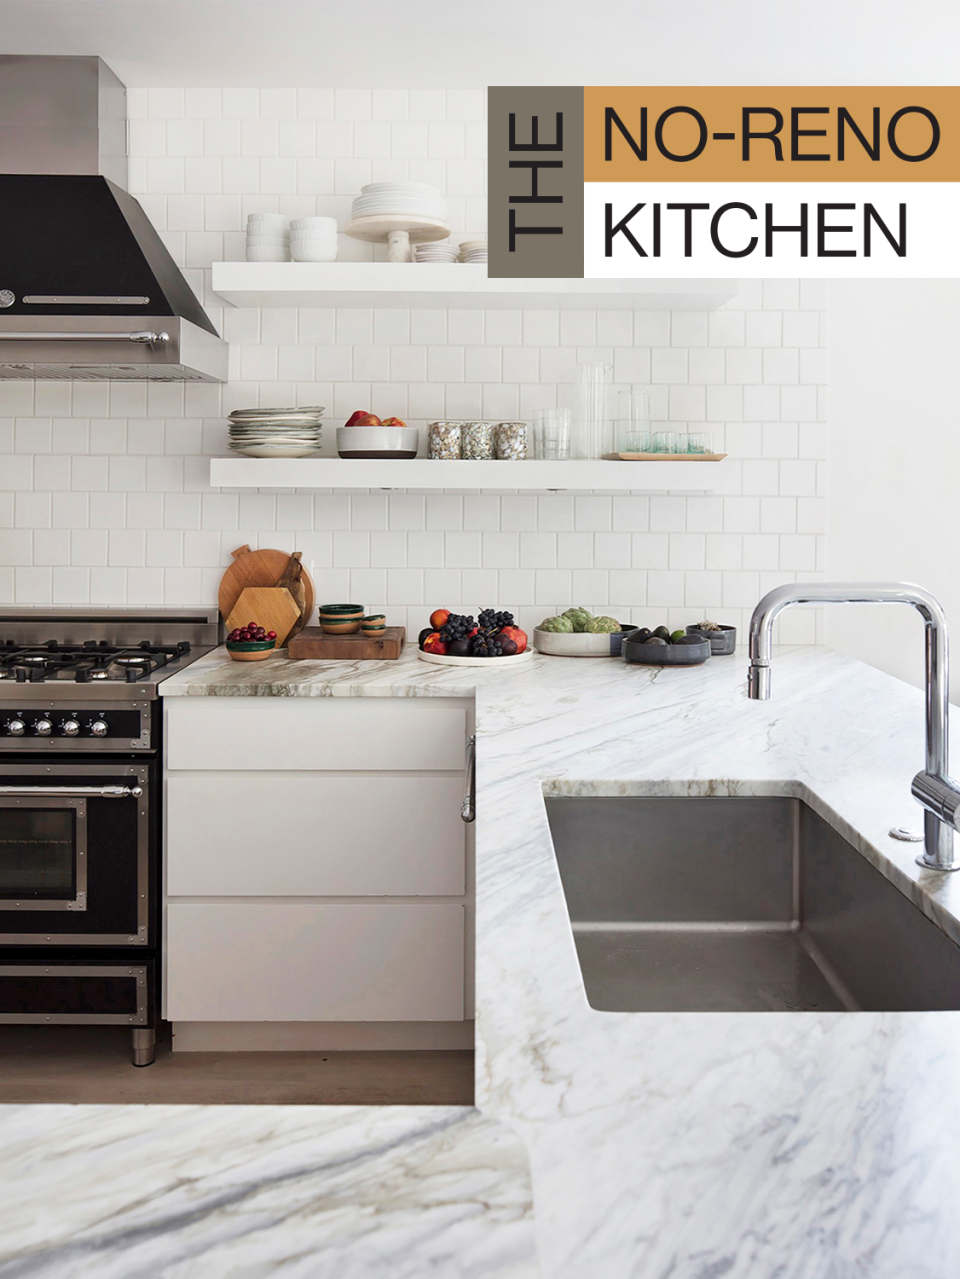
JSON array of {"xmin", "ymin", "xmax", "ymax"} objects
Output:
[{"xmin": 0, "ymin": 762, "xmax": 152, "ymax": 946}]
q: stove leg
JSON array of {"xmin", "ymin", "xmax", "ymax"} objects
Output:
[{"xmin": 132, "ymin": 1027, "xmax": 156, "ymax": 1067}]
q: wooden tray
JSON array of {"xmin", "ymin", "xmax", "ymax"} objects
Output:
[
  {"xmin": 287, "ymin": 627, "xmax": 406, "ymax": 662},
  {"xmin": 614, "ymin": 452, "xmax": 727, "ymax": 462},
  {"xmin": 217, "ymin": 545, "xmax": 315, "ymax": 637}
]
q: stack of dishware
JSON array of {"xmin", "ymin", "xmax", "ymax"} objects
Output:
[
  {"xmin": 290, "ymin": 217, "xmax": 338, "ymax": 262},
  {"xmin": 351, "ymin": 182, "xmax": 448, "ymax": 222},
  {"xmin": 319, "ymin": 604, "xmax": 365, "ymax": 635},
  {"xmin": 228, "ymin": 406, "xmax": 324, "ymax": 458},
  {"xmin": 246, "ymin": 214, "xmax": 290, "ymax": 262},
  {"xmin": 414, "ymin": 241, "xmax": 460, "ymax": 263},
  {"xmin": 459, "ymin": 239, "xmax": 488, "ymax": 262}
]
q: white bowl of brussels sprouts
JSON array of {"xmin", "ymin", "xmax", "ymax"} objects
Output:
[{"xmin": 534, "ymin": 607, "xmax": 637, "ymax": 657}]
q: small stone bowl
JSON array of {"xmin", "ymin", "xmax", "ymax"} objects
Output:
[
  {"xmin": 362, "ymin": 614, "xmax": 387, "ymax": 637},
  {"xmin": 685, "ymin": 624, "xmax": 737, "ymax": 655},
  {"xmin": 622, "ymin": 635, "xmax": 711, "ymax": 666}
]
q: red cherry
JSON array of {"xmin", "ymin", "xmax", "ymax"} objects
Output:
[
  {"xmin": 267, "ymin": 631, "xmax": 277, "ymax": 640},
  {"xmin": 247, "ymin": 621, "xmax": 257, "ymax": 629}
]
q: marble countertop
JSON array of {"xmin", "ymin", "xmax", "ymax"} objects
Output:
[
  {"xmin": 0, "ymin": 1105, "xmax": 537, "ymax": 1277},
  {"xmin": 158, "ymin": 643, "xmax": 960, "ymax": 1273}
]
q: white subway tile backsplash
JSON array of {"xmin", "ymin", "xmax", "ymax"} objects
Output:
[{"xmin": 0, "ymin": 89, "xmax": 827, "ymax": 639}]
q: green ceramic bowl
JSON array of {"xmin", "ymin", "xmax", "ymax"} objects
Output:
[
  {"xmin": 225, "ymin": 638, "xmax": 277, "ymax": 662},
  {"xmin": 319, "ymin": 603, "xmax": 364, "ymax": 616}
]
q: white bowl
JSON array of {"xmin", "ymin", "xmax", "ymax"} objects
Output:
[
  {"xmin": 290, "ymin": 217, "xmax": 337, "ymax": 233},
  {"xmin": 289, "ymin": 231, "xmax": 338, "ymax": 243},
  {"xmin": 336, "ymin": 425, "xmax": 419, "ymax": 458},
  {"xmin": 290, "ymin": 242, "xmax": 338, "ymax": 262},
  {"xmin": 246, "ymin": 246, "xmax": 290, "ymax": 262},
  {"xmin": 246, "ymin": 234, "xmax": 290, "ymax": 245},
  {"xmin": 247, "ymin": 214, "xmax": 291, "ymax": 231}
]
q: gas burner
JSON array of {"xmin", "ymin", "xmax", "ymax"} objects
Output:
[{"xmin": 0, "ymin": 639, "xmax": 194, "ymax": 684}]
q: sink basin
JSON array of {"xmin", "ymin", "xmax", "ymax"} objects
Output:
[{"xmin": 545, "ymin": 795, "xmax": 960, "ymax": 1013}]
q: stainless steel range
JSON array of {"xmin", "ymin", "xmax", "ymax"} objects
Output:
[{"xmin": 0, "ymin": 608, "xmax": 219, "ymax": 1065}]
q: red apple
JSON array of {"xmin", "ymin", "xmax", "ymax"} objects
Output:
[
  {"xmin": 344, "ymin": 411, "xmax": 381, "ymax": 426},
  {"xmin": 430, "ymin": 608, "xmax": 451, "ymax": 630},
  {"xmin": 499, "ymin": 625, "xmax": 527, "ymax": 654},
  {"xmin": 423, "ymin": 632, "xmax": 447, "ymax": 655},
  {"xmin": 381, "ymin": 416, "xmax": 407, "ymax": 428}
]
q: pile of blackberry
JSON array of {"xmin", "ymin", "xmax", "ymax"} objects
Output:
[
  {"xmin": 478, "ymin": 608, "xmax": 514, "ymax": 632},
  {"xmin": 466, "ymin": 606, "xmax": 513, "ymax": 657},
  {"xmin": 470, "ymin": 632, "xmax": 503, "ymax": 657},
  {"xmin": 438, "ymin": 613, "xmax": 475, "ymax": 643}
]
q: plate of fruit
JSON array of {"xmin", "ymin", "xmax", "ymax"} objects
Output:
[
  {"xmin": 225, "ymin": 620, "xmax": 278, "ymax": 661},
  {"xmin": 418, "ymin": 609, "xmax": 533, "ymax": 667},
  {"xmin": 535, "ymin": 608, "xmax": 637, "ymax": 657},
  {"xmin": 621, "ymin": 625, "xmax": 711, "ymax": 666}
]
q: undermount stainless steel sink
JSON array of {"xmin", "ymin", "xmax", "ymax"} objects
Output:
[{"xmin": 545, "ymin": 796, "xmax": 960, "ymax": 1013}]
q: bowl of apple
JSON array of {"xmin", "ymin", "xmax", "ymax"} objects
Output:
[{"xmin": 337, "ymin": 412, "xmax": 419, "ymax": 458}]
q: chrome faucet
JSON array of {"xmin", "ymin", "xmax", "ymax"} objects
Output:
[{"xmin": 747, "ymin": 582, "xmax": 960, "ymax": 872}]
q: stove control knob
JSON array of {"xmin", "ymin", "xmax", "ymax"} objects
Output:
[
  {"xmin": 61, "ymin": 719, "xmax": 80, "ymax": 737},
  {"xmin": 6, "ymin": 719, "xmax": 25, "ymax": 737},
  {"xmin": 90, "ymin": 719, "xmax": 108, "ymax": 737},
  {"xmin": 34, "ymin": 718, "xmax": 53, "ymax": 736},
  {"xmin": 0, "ymin": 289, "xmax": 14, "ymax": 309}
]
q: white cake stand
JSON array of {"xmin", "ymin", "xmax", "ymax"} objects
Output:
[{"xmin": 345, "ymin": 214, "xmax": 451, "ymax": 262}]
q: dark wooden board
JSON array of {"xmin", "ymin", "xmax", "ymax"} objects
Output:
[{"xmin": 286, "ymin": 627, "xmax": 406, "ymax": 662}]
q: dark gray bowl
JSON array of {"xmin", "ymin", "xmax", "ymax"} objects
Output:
[
  {"xmin": 685, "ymin": 624, "xmax": 737, "ymax": 655},
  {"xmin": 623, "ymin": 636, "xmax": 711, "ymax": 666}
]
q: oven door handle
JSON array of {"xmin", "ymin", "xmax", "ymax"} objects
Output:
[{"xmin": 0, "ymin": 785, "xmax": 142, "ymax": 798}]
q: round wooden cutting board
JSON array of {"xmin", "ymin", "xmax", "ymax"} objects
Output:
[{"xmin": 217, "ymin": 545, "xmax": 316, "ymax": 634}]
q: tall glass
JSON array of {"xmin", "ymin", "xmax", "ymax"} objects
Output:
[
  {"xmin": 575, "ymin": 362, "xmax": 613, "ymax": 458},
  {"xmin": 617, "ymin": 389, "xmax": 651, "ymax": 454}
]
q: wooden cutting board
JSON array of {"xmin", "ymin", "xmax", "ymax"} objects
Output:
[
  {"xmin": 287, "ymin": 627, "xmax": 406, "ymax": 662},
  {"xmin": 224, "ymin": 587, "xmax": 303, "ymax": 647},
  {"xmin": 218, "ymin": 546, "xmax": 315, "ymax": 637}
]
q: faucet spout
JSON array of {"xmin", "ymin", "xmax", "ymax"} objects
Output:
[{"xmin": 746, "ymin": 581, "xmax": 960, "ymax": 872}]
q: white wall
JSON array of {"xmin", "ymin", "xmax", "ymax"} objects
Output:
[
  {"xmin": 827, "ymin": 280, "xmax": 960, "ymax": 697},
  {"xmin": 0, "ymin": 87, "xmax": 828, "ymax": 641}
]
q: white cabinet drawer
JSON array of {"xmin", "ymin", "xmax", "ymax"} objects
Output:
[
  {"xmin": 164, "ymin": 902, "xmax": 464, "ymax": 1022},
  {"xmin": 166, "ymin": 698, "xmax": 466, "ymax": 772},
  {"xmin": 166, "ymin": 774, "xmax": 465, "ymax": 896}
]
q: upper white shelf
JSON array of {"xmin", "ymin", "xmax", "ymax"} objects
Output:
[
  {"xmin": 211, "ymin": 263, "xmax": 738, "ymax": 311},
  {"xmin": 209, "ymin": 457, "xmax": 728, "ymax": 492}
]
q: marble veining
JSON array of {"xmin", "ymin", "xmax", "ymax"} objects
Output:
[
  {"xmin": 0, "ymin": 1105, "xmax": 537, "ymax": 1278},
  {"xmin": 162, "ymin": 645, "xmax": 960, "ymax": 1272}
]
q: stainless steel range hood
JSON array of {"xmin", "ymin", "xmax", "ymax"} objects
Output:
[{"xmin": 0, "ymin": 56, "xmax": 227, "ymax": 382}]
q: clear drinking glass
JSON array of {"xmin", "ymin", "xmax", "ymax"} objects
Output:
[
  {"xmin": 617, "ymin": 389, "xmax": 651, "ymax": 454},
  {"xmin": 576, "ymin": 362, "xmax": 613, "ymax": 458},
  {"xmin": 682, "ymin": 431, "xmax": 712, "ymax": 455},
  {"xmin": 652, "ymin": 430, "xmax": 680, "ymax": 454},
  {"xmin": 534, "ymin": 408, "xmax": 571, "ymax": 460}
]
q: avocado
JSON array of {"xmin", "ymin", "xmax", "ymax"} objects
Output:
[
  {"xmin": 653, "ymin": 625, "xmax": 671, "ymax": 640},
  {"xmin": 644, "ymin": 636, "xmax": 667, "ymax": 645},
  {"xmin": 635, "ymin": 628, "xmax": 652, "ymax": 641}
]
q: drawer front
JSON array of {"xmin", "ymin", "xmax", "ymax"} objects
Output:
[
  {"xmin": 164, "ymin": 902, "xmax": 464, "ymax": 1022},
  {"xmin": 166, "ymin": 699, "xmax": 466, "ymax": 772},
  {"xmin": 166, "ymin": 775, "xmax": 465, "ymax": 896}
]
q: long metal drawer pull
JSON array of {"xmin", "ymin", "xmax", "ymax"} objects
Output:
[
  {"xmin": 0, "ymin": 785, "xmax": 142, "ymax": 798},
  {"xmin": 0, "ymin": 331, "xmax": 169, "ymax": 344},
  {"xmin": 461, "ymin": 734, "xmax": 476, "ymax": 824}
]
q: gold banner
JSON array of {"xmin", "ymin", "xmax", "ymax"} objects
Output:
[{"xmin": 584, "ymin": 87, "xmax": 960, "ymax": 182}]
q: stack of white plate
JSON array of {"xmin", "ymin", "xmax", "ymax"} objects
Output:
[
  {"xmin": 351, "ymin": 182, "xmax": 449, "ymax": 223},
  {"xmin": 228, "ymin": 406, "xmax": 324, "ymax": 458},
  {"xmin": 246, "ymin": 214, "xmax": 291, "ymax": 262},
  {"xmin": 415, "ymin": 241, "xmax": 460, "ymax": 263},
  {"xmin": 459, "ymin": 239, "xmax": 488, "ymax": 263},
  {"xmin": 290, "ymin": 217, "xmax": 338, "ymax": 263}
]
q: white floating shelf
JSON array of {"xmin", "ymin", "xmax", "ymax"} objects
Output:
[
  {"xmin": 209, "ymin": 457, "xmax": 728, "ymax": 492},
  {"xmin": 211, "ymin": 262, "xmax": 737, "ymax": 311}
]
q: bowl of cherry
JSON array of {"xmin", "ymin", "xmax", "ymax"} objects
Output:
[{"xmin": 225, "ymin": 621, "xmax": 278, "ymax": 661}]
